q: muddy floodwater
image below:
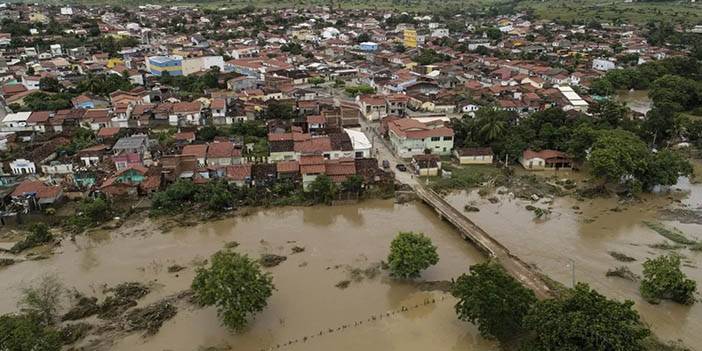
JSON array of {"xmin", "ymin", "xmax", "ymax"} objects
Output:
[
  {"xmin": 445, "ymin": 168, "xmax": 702, "ymax": 349},
  {"xmin": 0, "ymin": 200, "xmax": 496, "ymax": 351},
  {"xmin": 617, "ymin": 89, "xmax": 652, "ymax": 115}
]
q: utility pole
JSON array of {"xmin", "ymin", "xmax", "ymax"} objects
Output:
[{"xmin": 568, "ymin": 258, "xmax": 575, "ymax": 288}]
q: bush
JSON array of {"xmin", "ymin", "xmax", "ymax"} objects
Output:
[
  {"xmin": 11, "ymin": 224, "xmax": 53, "ymax": 253},
  {"xmin": 640, "ymin": 254, "xmax": 697, "ymax": 305},
  {"xmin": 387, "ymin": 231, "xmax": 439, "ymax": 279}
]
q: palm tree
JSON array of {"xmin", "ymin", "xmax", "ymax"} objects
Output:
[{"xmin": 476, "ymin": 109, "xmax": 507, "ymax": 142}]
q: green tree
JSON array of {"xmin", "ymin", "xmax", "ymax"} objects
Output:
[
  {"xmin": 588, "ymin": 129, "xmax": 650, "ymax": 185},
  {"xmin": 387, "ymin": 231, "xmax": 439, "ymax": 279},
  {"xmin": 523, "ymin": 283, "xmax": 650, "ymax": 351},
  {"xmin": 451, "ymin": 262, "xmax": 536, "ymax": 340},
  {"xmin": 638, "ymin": 150, "xmax": 693, "ymax": 190},
  {"xmin": 192, "ymin": 251, "xmax": 274, "ymax": 331},
  {"xmin": 306, "ymin": 175, "xmax": 337, "ymax": 205},
  {"xmin": 640, "ymin": 254, "xmax": 697, "ymax": 305},
  {"xmin": 0, "ymin": 314, "xmax": 61, "ymax": 351},
  {"xmin": 39, "ymin": 77, "xmax": 62, "ymax": 93},
  {"xmin": 589, "ymin": 78, "xmax": 615, "ymax": 96},
  {"xmin": 308, "ymin": 76, "xmax": 325, "ymax": 86},
  {"xmin": 475, "ymin": 108, "xmax": 508, "ymax": 142},
  {"xmin": 341, "ymin": 175, "xmax": 364, "ymax": 194},
  {"xmin": 11, "ymin": 223, "xmax": 53, "ymax": 253}
]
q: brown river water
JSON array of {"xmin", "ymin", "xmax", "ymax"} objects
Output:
[
  {"xmin": 0, "ymin": 200, "xmax": 496, "ymax": 351},
  {"xmin": 1, "ymin": 167, "xmax": 702, "ymax": 349}
]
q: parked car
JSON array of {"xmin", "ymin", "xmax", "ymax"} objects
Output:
[
  {"xmin": 382, "ymin": 160, "xmax": 390, "ymax": 169},
  {"xmin": 395, "ymin": 164, "xmax": 407, "ymax": 172}
]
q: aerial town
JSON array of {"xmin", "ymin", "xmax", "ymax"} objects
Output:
[{"xmin": 0, "ymin": 1, "xmax": 702, "ymax": 351}]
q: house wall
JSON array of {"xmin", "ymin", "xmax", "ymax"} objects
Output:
[
  {"xmin": 456, "ymin": 154, "xmax": 493, "ymax": 165},
  {"xmin": 41, "ymin": 163, "xmax": 73, "ymax": 175},
  {"xmin": 519, "ymin": 156, "xmax": 545, "ymax": 170},
  {"xmin": 389, "ymin": 132, "xmax": 453, "ymax": 158}
]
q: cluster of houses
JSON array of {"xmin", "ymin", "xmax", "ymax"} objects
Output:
[{"xmin": 0, "ymin": 2, "xmax": 675, "ymax": 216}]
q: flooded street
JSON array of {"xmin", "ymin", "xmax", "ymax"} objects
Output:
[
  {"xmin": 0, "ymin": 200, "xmax": 495, "ymax": 351},
  {"xmin": 444, "ymin": 171, "xmax": 702, "ymax": 348},
  {"xmin": 617, "ymin": 89, "xmax": 652, "ymax": 115}
]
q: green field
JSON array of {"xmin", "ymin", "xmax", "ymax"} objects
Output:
[
  {"xmin": 13, "ymin": 0, "xmax": 702, "ymax": 24},
  {"xmin": 516, "ymin": 0, "xmax": 702, "ymax": 24}
]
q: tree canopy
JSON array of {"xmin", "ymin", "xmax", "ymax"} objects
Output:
[
  {"xmin": 640, "ymin": 254, "xmax": 697, "ymax": 305},
  {"xmin": 387, "ymin": 231, "xmax": 439, "ymax": 279},
  {"xmin": 192, "ymin": 250, "xmax": 274, "ymax": 331},
  {"xmin": 451, "ymin": 262, "xmax": 536, "ymax": 340},
  {"xmin": 523, "ymin": 283, "xmax": 651, "ymax": 351}
]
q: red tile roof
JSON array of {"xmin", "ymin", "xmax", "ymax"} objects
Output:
[
  {"xmin": 182, "ymin": 144, "xmax": 208, "ymax": 158},
  {"xmin": 11, "ymin": 180, "xmax": 61, "ymax": 199},
  {"xmin": 225, "ymin": 164, "xmax": 251, "ymax": 181}
]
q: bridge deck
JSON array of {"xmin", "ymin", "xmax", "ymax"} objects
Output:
[{"xmin": 415, "ymin": 186, "xmax": 554, "ymax": 299}]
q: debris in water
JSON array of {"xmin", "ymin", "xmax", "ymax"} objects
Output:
[
  {"xmin": 63, "ymin": 294, "xmax": 100, "ymax": 321},
  {"xmin": 608, "ymin": 251, "xmax": 636, "ymax": 262},
  {"xmin": 335, "ymin": 280, "xmax": 351, "ymax": 289},
  {"xmin": 125, "ymin": 301, "xmax": 178, "ymax": 336},
  {"xmin": 259, "ymin": 254, "xmax": 287, "ymax": 267},
  {"xmin": 464, "ymin": 205, "xmax": 480, "ymax": 212},
  {"xmin": 224, "ymin": 241, "xmax": 240, "ymax": 249},
  {"xmin": 110, "ymin": 282, "xmax": 150, "ymax": 300},
  {"xmin": 605, "ymin": 266, "xmax": 639, "ymax": 281},
  {"xmin": 59, "ymin": 322, "xmax": 92, "ymax": 345},
  {"xmin": 167, "ymin": 265, "xmax": 186, "ymax": 273},
  {"xmin": 291, "ymin": 246, "xmax": 305, "ymax": 254},
  {"xmin": 487, "ymin": 196, "xmax": 500, "ymax": 204},
  {"xmin": 0, "ymin": 258, "xmax": 16, "ymax": 267}
]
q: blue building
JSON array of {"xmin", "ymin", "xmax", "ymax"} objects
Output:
[
  {"xmin": 147, "ymin": 56, "xmax": 183, "ymax": 76},
  {"xmin": 359, "ymin": 42, "xmax": 379, "ymax": 52}
]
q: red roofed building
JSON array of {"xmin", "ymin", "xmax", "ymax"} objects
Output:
[
  {"xmin": 225, "ymin": 164, "xmax": 252, "ymax": 186},
  {"xmin": 206, "ymin": 142, "xmax": 242, "ymax": 166},
  {"xmin": 519, "ymin": 149, "xmax": 572, "ymax": 171},
  {"xmin": 11, "ymin": 180, "xmax": 63, "ymax": 206},
  {"xmin": 181, "ymin": 144, "xmax": 208, "ymax": 166},
  {"xmin": 387, "ymin": 118, "xmax": 454, "ymax": 158}
]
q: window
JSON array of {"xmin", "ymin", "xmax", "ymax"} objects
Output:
[
  {"xmin": 444, "ymin": 136, "xmax": 453, "ymax": 141},
  {"xmin": 430, "ymin": 137, "xmax": 441, "ymax": 141}
]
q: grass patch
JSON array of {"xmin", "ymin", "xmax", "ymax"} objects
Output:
[
  {"xmin": 428, "ymin": 164, "xmax": 501, "ymax": 192},
  {"xmin": 643, "ymin": 221, "xmax": 698, "ymax": 245}
]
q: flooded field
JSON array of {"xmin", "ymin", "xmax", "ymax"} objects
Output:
[
  {"xmin": 0, "ymin": 200, "xmax": 495, "ymax": 351},
  {"xmin": 444, "ymin": 169, "xmax": 702, "ymax": 348},
  {"xmin": 617, "ymin": 89, "xmax": 652, "ymax": 115}
]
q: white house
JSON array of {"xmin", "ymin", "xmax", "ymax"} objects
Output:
[
  {"xmin": 344, "ymin": 128, "xmax": 372, "ymax": 158},
  {"xmin": 387, "ymin": 118, "xmax": 454, "ymax": 158},
  {"xmin": 592, "ymin": 58, "xmax": 616, "ymax": 71},
  {"xmin": 1, "ymin": 112, "xmax": 33, "ymax": 131},
  {"xmin": 10, "ymin": 158, "xmax": 36, "ymax": 175}
]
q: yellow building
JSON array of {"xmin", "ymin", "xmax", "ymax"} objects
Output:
[{"xmin": 403, "ymin": 29, "xmax": 417, "ymax": 48}]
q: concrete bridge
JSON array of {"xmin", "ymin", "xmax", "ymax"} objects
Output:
[{"xmin": 414, "ymin": 185, "xmax": 555, "ymax": 299}]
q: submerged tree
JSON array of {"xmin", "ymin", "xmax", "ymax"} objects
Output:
[
  {"xmin": 451, "ymin": 262, "xmax": 536, "ymax": 340},
  {"xmin": 192, "ymin": 250, "xmax": 274, "ymax": 331},
  {"xmin": 524, "ymin": 283, "xmax": 650, "ymax": 351},
  {"xmin": 640, "ymin": 254, "xmax": 697, "ymax": 305},
  {"xmin": 387, "ymin": 231, "xmax": 439, "ymax": 279}
]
